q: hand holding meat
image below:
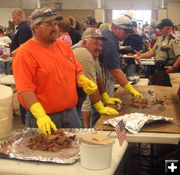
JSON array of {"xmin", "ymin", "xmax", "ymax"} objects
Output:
[
  {"xmin": 94, "ymin": 101, "xmax": 119, "ymax": 115},
  {"xmin": 30, "ymin": 102, "xmax": 57, "ymax": 135},
  {"xmin": 124, "ymin": 83, "xmax": 143, "ymax": 99},
  {"xmin": 102, "ymin": 92, "xmax": 122, "ymax": 105}
]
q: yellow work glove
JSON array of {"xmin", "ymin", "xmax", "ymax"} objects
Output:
[
  {"xmin": 93, "ymin": 101, "xmax": 119, "ymax": 115},
  {"xmin": 30, "ymin": 102, "xmax": 57, "ymax": 135},
  {"xmin": 124, "ymin": 83, "xmax": 143, "ymax": 99},
  {"xmin": 77, "ymin": 75, "xmax": 97, "ymax": 95},
  {"xmin": 101, "ymin": 92, "xmax": 122, "ymax": 105}
]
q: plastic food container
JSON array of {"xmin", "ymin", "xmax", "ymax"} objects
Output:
[
  {"xmin": 79, "ymin": 134, "xmax": 114, "ymax": 170},
  {"xmin": 0, "ymin": 85, "xmax": 13, "ymax": 139}
]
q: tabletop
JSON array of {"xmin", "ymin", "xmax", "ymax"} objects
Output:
[
  {"xmin": 135, "ymin": 58, "xmax": 155, "ymax": 65},
  {"xmin": 0, "ymin": 75, "xmax": 15, "ymax": 85},
  {"xmin": 0, "ymin": 134, "xmax": 128, "ymax": 175},
  {"xmin": 94, "ymin": 85, "xmax": 180, "ymax": 144}
]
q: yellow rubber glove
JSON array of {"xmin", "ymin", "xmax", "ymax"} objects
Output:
[
  {"xmin": 124, "ymin": 83, "xmax": 143, "ymax": 99},
  {"xmin": 93, "ymin": 101, "xmax": 119, "ymax": 115},
  {"xmin": 77, "ymin": 75, "xmax": 97, "ymax": 95},
  {"xmin": 102, "ymin": 92, "xmax": 122, "ymax": 105},
  {"xmin": 30, "ymin": 102, "xmax": 57, "ymax": 135}
]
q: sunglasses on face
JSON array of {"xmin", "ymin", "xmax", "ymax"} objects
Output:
[
  {"xmin": 32, "ymin": 10, "xmax": 57, "ymax": 20},
  {"xmin": 122, "ymin": 28, "xmax": 132, "ymax": 34}
]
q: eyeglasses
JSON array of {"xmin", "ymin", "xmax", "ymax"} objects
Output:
[
  {"xmin": 32, "ymin": 10, "xmax": 57, "ymax": 20},
  {"xmin": 120, "ymin": 28, "xmax": 133, "ymax": 34}
]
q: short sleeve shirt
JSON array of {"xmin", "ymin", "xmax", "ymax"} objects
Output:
[
  {"xmin": 0, "ymin": 36, "xmax": 11, "ymax": 45},
  {"xmin": 72, "ymin": 41, "xmax": 102, "ymax": 111},
  {"xmin": 13, "ymin": 39, "xmax": 83, "ymax": 114},
  {"xmin": 152, "ymin": 34, "xmax": 180, "ymax": 61},
  {"xmin": 99, "ymin": 29, "xmax": 121, "ymax": 70}
]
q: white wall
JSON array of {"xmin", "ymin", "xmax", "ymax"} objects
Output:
[
  {"xmin": 0, "ymin": 8, "xmax": 13, "ymax": 27},
  {"xmin": 104, "ymin": 0, "xmax": 153, "ymax": 10},
  {"xmin": 167, "ymin": 2, "xmax": 180, "ymax": 25},
  {"xmin": 158, "ymin": 9, "xmax": 167, "ymax": 23},
  {"xmin": 0, "ymin": 0, "xmax": 161, "ymax": 9},
  {"xmin": 0, "ymin": 0, "xmax": 20, "ymax": 8}
]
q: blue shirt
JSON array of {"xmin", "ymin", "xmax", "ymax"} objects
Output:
[{"xmin": 99, "ymin": 29, "xmax": 120, "ymax": 70}]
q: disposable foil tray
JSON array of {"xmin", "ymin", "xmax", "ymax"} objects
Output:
[{"xmin": 0, "ymin": 128, "xmax": 96, "ymax": 164}]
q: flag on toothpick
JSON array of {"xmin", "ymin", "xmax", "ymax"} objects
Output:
[{"xmin": 114, "ymin": 120, "xmax": 126, "ymax": 146}]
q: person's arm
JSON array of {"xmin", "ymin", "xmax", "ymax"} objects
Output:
[
  {"xmin": 76, "ymin": 74, "xmax": 119, "ymax": 115},
  {"xmin": 96, "ymin": 78, "xmax": 106, "ymax": 95},
  {"xmin": 82, "ymin": 111, "xmax": 91, "ymax": 128},
  {"xmin": 166, "ymin": 55, "xmax": 180, "ymax": 73},
  {"xmin": 110, "ymin": 69, "xmax": 143, "ymax": 99},
  {"xmin": 134, "ymin": 50, "xmax": 155, "ymax": 60},
  {"xmin": 97, "ymin": 77, "xmax": 122, "ymax": 104},
  {"xmin": 173, "ymin": 55, "xmax": 180, "ymax": 68},
  {"xmin": 110, "ymin": 69, "xmax": 128, "ymax": 87},
  {"xmin": 0, "ymin": 54, "xmax": 10, "ymax": 59},
  {"xmin": 20, "ymin": 91, "xmax": 38, "ymax": 109},
  {"xmin": 20, "ymin": 91, "xmax": 57, "ymax": 135}
]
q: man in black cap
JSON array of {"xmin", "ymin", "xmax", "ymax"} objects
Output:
[
  {"xmin": 135, "ymin": 18, "xmax": 180, "ymax": 73},
  {"xmin": 87, "ymin": 18, "xmax": 97, "ymax": 28}
]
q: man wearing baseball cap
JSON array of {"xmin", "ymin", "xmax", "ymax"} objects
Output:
[
  {"xmin": 99, "ymin": 16, "xmax": 143, "ymax": 99},
  {"xmin": 12, "ymin": 7, "xmax": 104, "ymax": 135},
  {"xmin": 72, "ymin": 28, "xmax": 120, "ymax": 127},
  {"xmin": 135, "ymin": 18, "xmax": 180, "ymax": 73}
]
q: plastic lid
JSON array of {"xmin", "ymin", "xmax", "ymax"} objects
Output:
[{"xmin": 80, "ymin": 134, "xmax": 114, "ymax": 145}]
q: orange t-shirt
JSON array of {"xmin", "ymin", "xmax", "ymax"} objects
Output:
[{"xmin": 12, "ymin": 39, "xmax": 83, "ymax": 114}]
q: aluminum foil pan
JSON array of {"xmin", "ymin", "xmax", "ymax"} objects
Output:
[
  {"xmin": 104, "ymin": 113, "xmax": 173, "ymax": 134},
  {"xmin": 0, "ymin": 128, "xmax": 96, "ymax": 164}
]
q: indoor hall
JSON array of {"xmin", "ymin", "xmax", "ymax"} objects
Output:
[{"xmin": 0, "ymin": 0, "xmax": 180, "ymax": 174}]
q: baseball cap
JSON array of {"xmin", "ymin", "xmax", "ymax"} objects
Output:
[
  {"xmin": 124, "ymin": 11, "xmax": 133, "ymax": 20},
  {"xmin": 157, "ymin": 19, "xmax": 174, "ymax": 29},
  {"xmin": 88, "ymin": 18, "xmax": 97, "ymax": 25},
  {"xmin": 113, "ymin": 16, "xmax": 133, "ymax": 33},
  {"xmin": 82, "ymin": 28, "xmax": 107, "ymax": 40},
  {"xmin": 31, "ymin": 7, "xmax": 57, "ymax": 25}
]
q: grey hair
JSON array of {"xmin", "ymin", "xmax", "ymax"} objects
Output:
[{"xmin": 83, "ymin": 38, "xmax": 92, "ymax": 44}]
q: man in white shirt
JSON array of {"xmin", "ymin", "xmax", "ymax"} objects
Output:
[{"xmin": 0, "ymin": 28, "xmax": 11, "ymax": 74}]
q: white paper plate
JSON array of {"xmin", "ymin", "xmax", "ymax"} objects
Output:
[
  {"xmin": 119, "ymin": 46, "xmax": 126, "ymax": 50},
  {"xmin": 122, "ymin": 54, "xmax": 137, "ymax": 58}
]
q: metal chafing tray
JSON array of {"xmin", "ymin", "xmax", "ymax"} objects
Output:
[{"xmin": 0, "ymin": 128, "xmax": 96, "ymax": 164}]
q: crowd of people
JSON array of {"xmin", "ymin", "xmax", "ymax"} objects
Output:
[{"xmin": 0, "ymin": 7, "xmax": 180, "ymax": 134}]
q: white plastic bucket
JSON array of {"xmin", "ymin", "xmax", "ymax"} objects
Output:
[
  {"xmin": 0, "ymin": 85, "xmax": 13, "ymax": 139},
  {"xmin": 79, "ymin": 140, "xmax": 114, "ymax": 170}
]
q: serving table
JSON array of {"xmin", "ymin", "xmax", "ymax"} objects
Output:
[
  {"xmin": 0, "ymin": 75, "xmax": 15, "ymax": 85},
  {"xmin": 0, "ymin": 131, "xmax": 127, "ymax": 175},
  {"xmin": 95, "ymin": 85, "xmax": 180, "ymax": 145}
]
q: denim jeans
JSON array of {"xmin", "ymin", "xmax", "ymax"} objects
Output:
[
  {"xmin": 91, "ymin": 105, "xmax": 100, "ymax": 127},
  {"xmin": 25, "ymin": 107, "xmax": 82, "ymax": 128},
  {"xmin": 0, "ymin": 61, "xmax": 11, "ymax": 75},
  {"xmin": 124, "ymin": 64, "xmax": 136, "ymax": 77}
]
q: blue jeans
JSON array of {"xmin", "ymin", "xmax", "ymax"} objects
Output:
[
  {"xmin": 124, "ymin": 64, "xmax": 136, "ymax": 77},
  {"xmin": 25, "ymin": 107, "xmax": 82, "ymax": 128},
  {"xmin": 0, "ymin": 61, "xmax": 11, "ymax": 75},
  {"xmin": 91, "ymin": 106, "xmax": 100, "ymax": 127}
]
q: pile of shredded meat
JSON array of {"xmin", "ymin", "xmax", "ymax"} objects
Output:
[
  {"xmin": 27, "ymin": 129, "xmax": 76, "ymax": 152},
  {"xmin": 123, "ymin": 98, "xmax": 163, "ymax": 108}
]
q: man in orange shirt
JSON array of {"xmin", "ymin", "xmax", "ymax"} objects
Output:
[{"xmin": 13, "ymin": 7, "xmax": 118, "ymax": 135}]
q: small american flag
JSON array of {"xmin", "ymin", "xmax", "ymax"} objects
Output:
[{"xmin": 114, "ymin": 120, "xmax": 126, "ymax": 146}]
